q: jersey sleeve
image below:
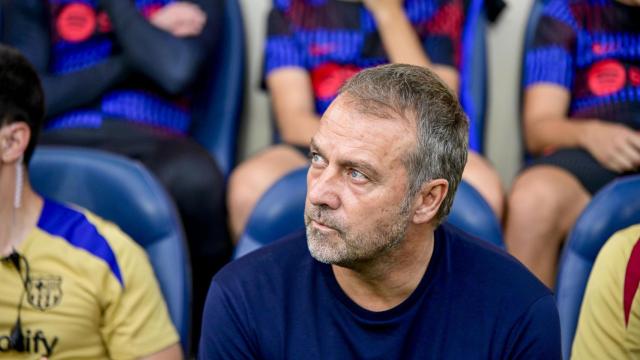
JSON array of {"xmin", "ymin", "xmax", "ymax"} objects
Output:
[
  {"xmin": 503, "ymin": 294, "xmax": 562, "ymax": 359},
  {"xmin": 524, "ymin": 0, "xmax": 577, "ymax": 90},
  {"xmin": 96, "ymin": 220, "xmax": 179, "ymax": 359},
  {"xmin": 572, "ymin": 226, "xmax": 640, "ymax": 359},
  {"xmin": 198, "ymin": 279, "xmax": 259, "ymax": 359},
  {"xmin": 263, "ymin": 6, "xmax": 306, "ymax": 79},
  {"xmin": 416, "ymin": 0, "xmax": 463, "ymax": 68}
]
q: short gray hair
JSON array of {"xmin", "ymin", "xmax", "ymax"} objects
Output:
[{"xmin": 339, "ymin": 64, "xmax": 468, "ymax": 224}]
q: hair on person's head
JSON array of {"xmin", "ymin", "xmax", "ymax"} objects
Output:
[
  {"xmin": 339, "ymin": 63, "xmax": 469, "ymax": 224},
  {"xmin": 0, "ymin": 44, "xmax": 45, "ymax": 164}
]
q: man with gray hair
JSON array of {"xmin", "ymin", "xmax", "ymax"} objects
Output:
[{"xmin": 199, "ymin": 64, "xmax": 560, "ymax": 359}]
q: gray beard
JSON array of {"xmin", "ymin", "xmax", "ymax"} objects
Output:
[{"xmin": 305, "ymin": 201, "xmax": 411, "ymax": 266}]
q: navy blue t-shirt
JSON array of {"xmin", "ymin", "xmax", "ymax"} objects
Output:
[{"xmin": 199, "ymin": 225, "xmax": 561, "ymax": 359}]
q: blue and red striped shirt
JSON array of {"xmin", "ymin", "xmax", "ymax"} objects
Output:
[
  {"xmin": 264, "ymin": 0, "xmax": 463, "ymax": 115},
  {"xmin": 525, "ymin": 0, "xmax": 640, "ymax": 130},
  {"xmin": 46, "ymin": 0, "xmax": 191, "ymax": 134}
]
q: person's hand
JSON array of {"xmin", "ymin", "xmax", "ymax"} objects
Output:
[
  {"xmin": 149, "ymin": 1, "xmax": 207, "ymax": 37},
  {"xmin": 362, "ymin": 0, "xmax": 404, "ymax": 18},
  {"xmin": 581, "ymin": 121, "xmax": 640, "ymax": 173}
]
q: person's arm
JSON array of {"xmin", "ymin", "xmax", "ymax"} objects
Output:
[
  {"xmin": 363, "ymin": 0, "xmax": 459, "ymax": 92},
  {"xmin": 99, "ymin": 0, "xmax": 222, "ymax": 94},
  {"xmin": 5, "ymin": 0, "xmax": 130, "ymax": 117},
  {"xmin": 96, "ymin": 219, "xmax": 181, "ymax": 360},
  {"xmin": 524, "ymin": 84, "xmax": 640, "ymax": 172},
  {"xmin": 263, "ymin": 7, "xmax": 320, "ymax": 146},
  {"xmin": 503, "ymin": 294, "xmax": 562, "ymax": 359},
  {"xmin": 267, "ymin": 69, "xmax": 321, "ymax": 146}
]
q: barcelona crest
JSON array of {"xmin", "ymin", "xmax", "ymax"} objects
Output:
[{"xmin": 27, "ymin": 275, "xmax": 63, "ymax": 311}]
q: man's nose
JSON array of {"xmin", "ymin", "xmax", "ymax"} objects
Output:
[{"xmin": 307, "ymin": 167, "xmax": 341, "ymax": 210}]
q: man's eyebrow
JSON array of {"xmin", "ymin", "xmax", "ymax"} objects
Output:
[
  {"xmin": 309, "ymin": 138, "xmax": 323, "ymax": 155},
  {"xmin": 338, "ymin": 159, "xmax": 380, "ymax": 179},
  {"xmin": 310, "ymin": 138, "xmax": 380, "ymax": 179}
]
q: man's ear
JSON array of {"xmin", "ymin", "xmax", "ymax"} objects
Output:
[
  {"xmin": 411, "ymin": 179, "xmax": 449, "ymax": 225},
  {"xmin": 1, "ymin": 122, "xmax": 30, "ymax": 164}
]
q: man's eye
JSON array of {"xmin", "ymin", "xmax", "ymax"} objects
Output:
[
  {"xmin": 348, "ymin": 169, "xmax": 367, "ymax": 180},
  {"xmin": 309, "ymin": 152, "xmax": 324, "ymax": 164}
]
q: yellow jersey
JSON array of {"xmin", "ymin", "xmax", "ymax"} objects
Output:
[
  {"xmin": 0, "ymin": 198, "xmax": 178, "ymax": 359},
  {"xmin": 572, "ymin": 224, "xmax": 640, "ymax": 359}
]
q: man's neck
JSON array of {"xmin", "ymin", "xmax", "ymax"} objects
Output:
[
  {"xmin": 0, "ymin": 169, "xmax": 43, "ymax": 256},
  {"xmin": 331, "ymin": 225, "xmax": 436, "ymax": 312}
]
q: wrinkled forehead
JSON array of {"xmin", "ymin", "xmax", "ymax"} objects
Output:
[
  {"xmin": 336, "ymin": 92, "xmax": 417, "ymax": 131},
  {"xmin": 316, "ymin": 95, "xmax": 416, "ymax": 163}
]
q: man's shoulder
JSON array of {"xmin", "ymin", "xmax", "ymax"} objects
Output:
[
  {"xmin": 440, "ymin": 225, "xmax": 560, "ymax": 355},
  {"xmin": 38, "ymin": 198, "xmax": 139, "ymax": 247},
  {"xmin": 441, "ymin": 224, "xmax": 553, "ymax": 302},
  {"xmin": 214, "ymin": 230, "xmax": 312, "ymax": 289},
  {"xmin": 37, "ymin": 198, "xmax": 147, "ymax": 286}
]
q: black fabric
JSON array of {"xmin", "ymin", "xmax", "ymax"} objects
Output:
[
  {"xmin": 527, "ymin": 148, "xmax": 639, "ymax": 195},
  {"xmin": 484, "ymin": 0, "xmax": 506, "ymax": 23},
  {"xmin": 40, "ymin": 120, "xmax": 232, "ymax": 351}
]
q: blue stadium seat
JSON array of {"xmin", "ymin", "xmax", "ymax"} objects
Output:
[
  {"xmin": 447, "ymin": 180, "xmax": 503, "ymax": 247},
  {"xmin": 460, "ymin": 0, "xmax": 489, "ymax": 153},
  {"xmin": 234, "ymin": 167, "xmax": 307, "ymax": 259},
  {"xmin": 190, "ymin": 0, "xmax": 245, "ymax": 179},
  {"xmin": 234, "ymin": 166, "xmax": 503, "ymax": 259},
  {"xmin": 29, "ymin": 146, "xmax": 192, "ymax": 355},
  {"xmin": 555, "ymin": 174, "xmax": 640, "ymax": 359}
]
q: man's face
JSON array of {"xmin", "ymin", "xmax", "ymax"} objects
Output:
[{"xmin": 304, "ymin": 95, "xmax": 416, "ymax": 266}]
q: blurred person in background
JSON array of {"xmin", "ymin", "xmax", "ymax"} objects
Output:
[
  {"xmin": 506, "ymin": 0, "xmax": 640, "ymax": 288},
  {"xmin": 4, "ymin": 0, "xmax": 232, "ymax": 348},
  {"xmin": 0, "ymin": 44, "xmax": 181, "ymax": 360},
  {"xmin": 226, "ymin": 0, "xmax": 505, "ymax": 242}
]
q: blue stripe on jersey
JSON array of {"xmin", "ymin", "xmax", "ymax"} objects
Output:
[
  {"xmin": 405, "ymin": 0, "xmax": 438, "ymax": 26},
  {"xmin": 46, "ymin": 110, "xmax": 103, "ymax": 130},
  {"xmin": 543, "ymin": 0, "xmax": 579, "ymax": 32},
  {"xmin": 575, "ymin": 32, "xmax": 640, "ymax": 67},
  {"xmin": 572, "ymin": 86, "xmax": 640, "ymax": 112},
  {"xmin": 136, "ymin": 0, "xmax": 171, "ymax": 7},
  {"xmin": 44, "ymin": 91, "xmax": 190, "ymax": 134},
  {"xmin": 51, "ymin": 38, "xmax": 113, "ymax": 74},
  {"xmin": 38, "ymin": 199, "xmax": 124, "ymax": 287},
  {"xmin": 298, "ymin": 30, "xmax": 364, "ymax": 67},
  {"xmin": 54, "ymin": 0, "xmax": 96, "ymax": 5},
  {"xmin": 274, "ymin": 0, "xmax": 290, "ymax": 10},
  {"xmin": 101, "ymin": 90, "xmax": 190, "ymax": 132},
  {"xmin": 265, "ymin": 36, "xmax": 306, "ymax": 74},
  {"xmin": 525, "ymin": 46, "xmax": 574, "ymax": 89}
]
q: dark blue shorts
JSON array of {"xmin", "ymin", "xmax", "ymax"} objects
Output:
[{"xmin": 527, "ymin": 148, "xmax": 638, "ymax": 195}]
